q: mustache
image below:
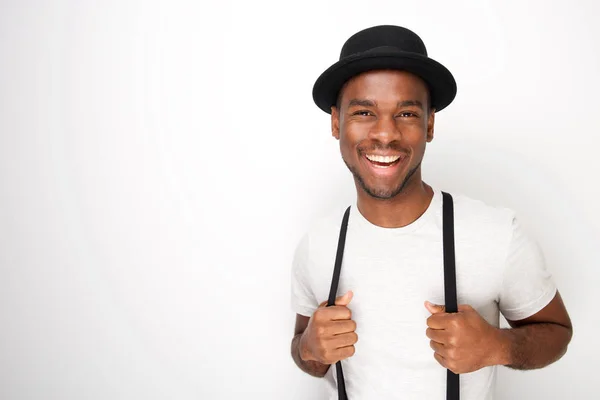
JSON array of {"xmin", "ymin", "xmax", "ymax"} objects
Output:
[{"xmin": 357, "ymin": 141, "xmax": 407, "ymax": 154}]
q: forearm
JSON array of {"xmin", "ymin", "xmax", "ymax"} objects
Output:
[
  {"xmin": 496, "ymin": 323, "xmax": 572, "ymax": 370},
  {"xmin": 291, "ymin": 333, "xmax": 331, "ymax": 378}
]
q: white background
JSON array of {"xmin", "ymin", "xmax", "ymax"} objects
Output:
[{"xmin": 0, "ymin": 0, "xmax": 598, "ymax": 399}]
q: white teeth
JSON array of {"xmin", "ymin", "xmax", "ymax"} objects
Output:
[{"xmin": 365, "ymin": 154, "xmax": 401, "ymax": 163}]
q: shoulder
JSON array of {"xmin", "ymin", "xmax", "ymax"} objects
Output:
[
  {"xmin": 307, "ymin": 204, "xmax": 350, "ymax": 245},
  {"xmin": 447, "ymin": 191, "xmax": 516, "ymax": 250},
  {"xmin": 449, "ymin": 191, "xmax": 515, "ymax": 227},
  {"xmin": 295, "ymin": 204, "xmax": 350, "ymax": 264}
]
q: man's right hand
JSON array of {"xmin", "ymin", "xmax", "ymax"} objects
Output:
[{"xmin": 299, "ymin": 290, "xmax": 358, "ymax": 365}]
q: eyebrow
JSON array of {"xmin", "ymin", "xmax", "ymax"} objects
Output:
[
  {"xmin": 346, "ymin": 98, "xmax": 424, "ymax": 109},
  {"xmin": 347, "ymin": 99, "xmax": 376, "ymax": 108},
  {"xmin": 397, "ymin": 100, "xmax": 424, "ymax": 109}
]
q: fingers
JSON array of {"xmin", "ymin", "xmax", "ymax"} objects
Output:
[
  {"xmin": 335, "ymin": 290, "xmax": 353, "ymax": 306},
  {"xmin": 331, "ymin": 331, "xmax": 358, "ymax": 349},
  {"xmin": 433, "ymin": 352, "xmax": 449, "ymax": 369},
  {"xmin": 310, "ymin": 314, "xmax": 355, "ymax": 339},
  {"xmin": 425, "ymin": 301, "xmax": 445, "ymax": 314},
  {"xmin": 433, "ymin": 351, "xmax": 462, "ymax": 374},
  {"xmin": 425, "ymin": 301, "xmax": 474, "ymax": 314},
  {"xmin": 429, "ymin": 339, "xmax": 448, "ymax": 356},
  {"xmin": 426, "ymin": 327, "xmax": 449, "ymax": 344},
  {"xmin": 330, "ymin": 319, "xmax": 357, "ymax": 335},
  {"xmin": 318, "ymin": 290, "xmax": 353, "ymax": 308},
  {"xmin": 316, "ymin": 292, "xmax": 353, "ymax": 320},
  {"xmin": 316, "ymin": 305, "xmax": 352, "ymax": 321},
  {"xmin": 335, "ymin": 344, "xmax": 356, "ymax": 360},
  {"xmin": 426, "ymin": 313, "xmax": 449, "ymax": 329}
]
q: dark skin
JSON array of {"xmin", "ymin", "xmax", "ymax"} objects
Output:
[
  {"xmin": 334, "ymin": 69, "xmax": 436, "ymax": 228},
  {"xmin": 291, "ymin": 69, "xmax": 572, "ymax": 377},
  {"xmin": 291, "ymin": 291, "xmax": 356, "ymax": 378}
]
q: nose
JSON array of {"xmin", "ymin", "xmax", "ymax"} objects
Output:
[{"xmin": 368, "ymin": 115, "xmax": 401, "ymax": 144}]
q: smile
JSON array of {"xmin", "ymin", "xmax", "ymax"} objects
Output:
[{"xmin": 365, "ymin": 154, "xmax": 403, "ymax": 168}]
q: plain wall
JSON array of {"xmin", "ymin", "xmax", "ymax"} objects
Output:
[{"xmin": 0, "ymin": 0, "xmax": 598, "ymax": 399}]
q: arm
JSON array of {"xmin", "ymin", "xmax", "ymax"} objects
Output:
[
  {"xmin": 290, "ymin": 291, "xmax": 357, "ymax": 378},
  {"xmin": 496, "ymin": 290, "xmax": 573, "ymax": 370},
  {"xmin": 290, "ymin": 314, "xmax": 331, "ymax": 378},
  {"xmin": 425, "ymin": 291, "xmax": 572, "ymax": 374},
  {"xmin": 495, "ymin": 216, "xmax": 572, "ymax": 369},
  {"xmin": 290, "ymin": 232, "xmax": 330, "ymax": 377}
]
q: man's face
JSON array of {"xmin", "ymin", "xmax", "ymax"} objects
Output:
[{"xmin": 331, "ymin": 70, "xmax": 435, "ymax": 199}]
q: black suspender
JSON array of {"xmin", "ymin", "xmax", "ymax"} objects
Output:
[
  {"xmin": 442, "ymin": 192, "xmax": 460, "ymax": 400},
  {"xmin": 326, "ymin": 191, "xmax": 459, "ymax": 400},
  {"xmin": 326, "ymin": 206, "xmax": 352, "ymax": 399}
]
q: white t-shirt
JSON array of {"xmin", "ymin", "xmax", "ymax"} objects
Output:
[{"xmin": 290, "ymin": 189, "xmax": 557, "ymax": 400}]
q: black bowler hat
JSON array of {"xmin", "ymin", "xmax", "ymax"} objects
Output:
[{"xmin": 312, "ymin": 25, "xmax": 457, "ymax": 114}]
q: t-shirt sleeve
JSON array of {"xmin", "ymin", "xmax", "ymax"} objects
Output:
[
  {"xmin": 498, "ymin": 217, "xmax": 557, "ymax": 321},
  {"xmin": 290, "ymin": 233, "xmax": 319, "ymax": 317}
]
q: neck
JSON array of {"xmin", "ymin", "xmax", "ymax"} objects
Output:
[{"xmin": 356, "ymin": 179, "xmax": 434, "ymax": 228}]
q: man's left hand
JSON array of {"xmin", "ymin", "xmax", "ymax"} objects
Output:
[{"xmin": 425, "ymin": 301, "xmax": 507, "ymax": 374}]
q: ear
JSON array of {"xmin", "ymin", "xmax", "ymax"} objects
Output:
[
  {"xmin": 426, "ymin": 109, "xmax": 435, "ymax": 142},
  {"xmin": 331, "ymin": 106, "xmax": 340, "ymax": 140}
]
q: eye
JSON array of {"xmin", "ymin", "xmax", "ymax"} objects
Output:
[
  {"xmin": 352, "ymin": 110, "xmax": 373, "ymax": 117},
  {"xmin": 397, "ymin": 112, "xmax": 418, "ymax": 118}
]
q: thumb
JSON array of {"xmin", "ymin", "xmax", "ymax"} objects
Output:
[
  {"xmin": 425, "ymin": 301, "xmax": 445, "ymax": 314},
  {"xmin": 335, "ymin": 290, "xmax": 353, "ymax": 306},
  {"xmin": 318, "ymin": 290, "xmax": 354, "ymax": 308}
]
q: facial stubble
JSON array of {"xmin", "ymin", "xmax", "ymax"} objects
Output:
[{"xmin": 343, "ymin": 157, "xmax": 422, "ymax": 200}]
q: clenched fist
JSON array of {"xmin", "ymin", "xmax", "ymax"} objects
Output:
[
  {"xmin": 299, "ymin": 290, "xmax": 358, "ymax": 365},
  {"xmin": 425, "ymin": 301, "xmax": 504, "ymax": 374}
]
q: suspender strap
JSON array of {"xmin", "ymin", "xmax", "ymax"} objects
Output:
[
  {"xmin": 327, "ymin": 206, "xmax": 351, "ymax": 308},
  {"xmin": 326, "ymin": 193, "xmax": 459, "ymax": 400},
  {"xmin": 327, "ymin": 206, "xmax": 351, "ymax": 400},
  {"xmin": 442, "ymin": 191, "xmax": 460, "ymax": 400}
]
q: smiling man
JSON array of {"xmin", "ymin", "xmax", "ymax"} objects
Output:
[{"xmin": 290, "ymin": 25, "xmax": 572, "ymax": 400}]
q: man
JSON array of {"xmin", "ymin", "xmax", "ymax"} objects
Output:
[{"xmin": 289, "ymin": 25, "xmax": 572, "ymax": 399}]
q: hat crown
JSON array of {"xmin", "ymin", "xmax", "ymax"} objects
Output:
[
  {"xmin": 340, "ymin": 25, "xmax": 428, "ymax": 59},
  {"xmin": 312, "ymin": 24, "xmax": 456, "ymax": 114}
]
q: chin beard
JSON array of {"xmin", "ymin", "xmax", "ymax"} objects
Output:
[{"xmin": 344, "ymin": 159, "xmax": 421, "ymax": 200}]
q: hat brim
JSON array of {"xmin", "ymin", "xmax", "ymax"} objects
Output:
[{"xmin": 312, "ymin": 49, "xmax": 457, "ymax": 114}]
